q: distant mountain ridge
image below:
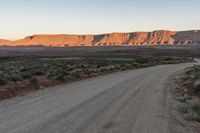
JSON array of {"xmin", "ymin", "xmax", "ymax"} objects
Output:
[{"xmin": 0, "ymin": 30, "xmax": 200, "ymax": 47}]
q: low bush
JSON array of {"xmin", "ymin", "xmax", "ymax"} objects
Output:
[
  {"xmin": 8, "ymin": 74, "xmax": 22, "ymax": 82},
  {"xmin": 178, "ymin": 100, "xmax": 200, "ymax": 122},
  {"xmin": 0, "ymin": 77, "xmax": 7, "ymax": 85},
  {"xmin": 190, "ymin": 101, "xmax": 200, "ymax": 122},
  {"xmin": 29, "ymin": 78, "xmax": 39, "ymax": 86},
  {"xmin": 135, "ymin": 58, "xmax": 149, "ymax": 64},
  {"xmin": 54, "ymin": 73, "xmax": 66, "ymax": 81},
  {"xmin": 0, "ymin": 56, "xmax": 192, "ymax": 87},
  {"xmin": 192, "ymin": 80, "xmax": 200, "ymax": 94},
  {"xmin": 19, "ymin": 66, "xmax": 30, "ymax": 72},
  {"xmin": 191, "ymin": 113, "xmax": 200, "ymax": 122},
  {"xmin": 30, "ymin": 69, "xmax": 44, "ymax": 76},
  {"xmin": 190, "ymin": 101, "xmax": 200, "ymax": 114},
  {"xmin": 20, "ymin": 73, "xmax": 32, "ymax": 79},
  {"xmin": 179, "ymin": 105, "xmax": 189, "ymax": 114}
]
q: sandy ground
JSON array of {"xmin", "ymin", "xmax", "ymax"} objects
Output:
[{"xmin": 0, "ymin": 61, "xmax": 199, "ymax": 133}]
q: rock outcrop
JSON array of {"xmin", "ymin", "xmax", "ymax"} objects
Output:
[
  {"xmin": 0, "ymin": 30, "xmax": 200, "ymax": 47},
  {"xmin": 0, "ymin": 39, "xmax": 12, "ymax": 45}
]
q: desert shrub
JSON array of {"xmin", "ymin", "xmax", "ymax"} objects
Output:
[
  {"xmin": 114, "ymin": 65, "xmax": 121, "ymax": 70},
  {"xmin": 178, "ymin": 100, "xmax": 200, "ymax": 122},
  {"xmin": 131, "ymin": 62, "xmax": 139, "ymax": 67},
  {"xmin": 8, "ymin": 74, "xmax": 22, "ymax": 82},
  {"xmin": 102, "ymin": 66, "xmax": 113, "ymax": 72},
  {"xmin": 57, "ymin": 69, "xmax": 68, "ymax": 74},
  {"xmin": 192, "ymin": 80, "xmax": 200, "ymax": 94},
  {"xmin": 135, "ymin": 58, "xmax": 149, "ymax": 64},
  {"xmin": 193, "ymin": 65, "xmax": 200, "ymax": 72},
  {"xmin": 191, "ymin": 113, "xmax": 200, "ymax": 122},
  {"xmin": 181, "ymin": 74, "xmax": 189, "ymax": 81},
  {"xmin": 163, "ymin": 56, "xmax": 173, "ymax": 61},
  {"xmin": 46, "ymin": 71, "xmax": 54, "ymax": 78},
  {"xmin": 189, "ymin": 100, "xmax": 200, "ymax": 122},
  {"xmin": 179, "ymin": 105, "xmax": 189, "ymax": 114},
  {"xmin": 0, "ymin": 70, "xmax": 4, "ymax": 77},
  {"xmin": 108, "ymin": 65, "xmax": 116, "ymax": 71},
  {"xmin": 30, "ymin": 69, "xmax": 44, "ymax": 76},
  {"xmin": 185, "ymin": 68, "xmax": 193, "ymax": 75},
  {"xmin": 0, "ymin": 77, "xmax": 7, "ymax": 85},
  {"xmin": 74, "ymin": 68, "xmax": 83, "ymax": 73},
  {"xmin": 190, "ymin": 101, "xmax": 200, "ymax": 114},
  {"xmin": 54, "ymin": 73, "xmax": 66, "ymax": 81},
  {"xmin": 29, "ymin": 78, "xmax": 39, "ymax": 86},
  {"xmin": 0, "ymin": 67, "xmax": 5, "ymax": 72},
  {"xmin": 70, "ymin": 70, "xmax": 81, "ymax": 78},
  {"xmin": 19, "ymin": 66, "xmax": 30, "ymax": 72},
  {"xmin": 51, "ymin": 69, "xmax": 67, "ymax": 81},
  {"xmin": 82, "ymin": 69, "xmax": 91, "ymax": 75},
  {"xmin": 20, "ymin": 73, "xmax": 32, "ymax": 79}
]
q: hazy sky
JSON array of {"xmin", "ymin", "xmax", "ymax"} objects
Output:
[{"xmin": 0, "ymin": 0, "xmax": 200, "ymax": 40}]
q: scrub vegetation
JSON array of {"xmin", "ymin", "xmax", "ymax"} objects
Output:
[{"xmin": 0, "ymin": 56, "xmax": 193, "ymax": 100}]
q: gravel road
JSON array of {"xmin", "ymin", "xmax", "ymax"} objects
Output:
[{"xmin": 0, "ymin": 61, "xmax": 199, "ymax": 133}]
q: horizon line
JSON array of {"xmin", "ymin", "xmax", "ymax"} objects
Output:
[{"xmin": 1, "ymin": 29, "xmax": 200, "ymax": 41}]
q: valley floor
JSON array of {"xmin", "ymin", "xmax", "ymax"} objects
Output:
[{"xmin": 0, "ymin": 61, "xmax": 199, "ymax": 133}]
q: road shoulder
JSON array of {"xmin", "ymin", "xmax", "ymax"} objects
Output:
[{"xmin": 167, "ymin": 71, "xmax": 199, "ymax": 133}]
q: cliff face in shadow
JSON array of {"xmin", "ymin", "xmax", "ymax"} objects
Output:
[{"xmin": 0, "ymin": 30, "xmax": 200, "ymax": 47}]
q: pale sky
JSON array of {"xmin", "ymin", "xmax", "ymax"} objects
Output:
[{"xmin": 0, "ymin": 0, "xmax": 200, "ymax": 40}]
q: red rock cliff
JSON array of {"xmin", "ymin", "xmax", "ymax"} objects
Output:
[{"xmin": 0, "ymin": 30, "xmax": 200, "ymax": 47}]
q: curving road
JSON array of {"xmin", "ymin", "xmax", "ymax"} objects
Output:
[{"xmin": 0, "ymin": 61, "xmax": 199, "ymax": 133}]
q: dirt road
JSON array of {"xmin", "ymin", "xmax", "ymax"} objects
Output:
[{"xmin": 0, "ymin": 61, "xmax": 198, "ymax": 133}]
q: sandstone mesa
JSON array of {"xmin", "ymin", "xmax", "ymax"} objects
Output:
[{"xmin": 0, "ymin": 30, "xmax": 200, "ymax": 47}]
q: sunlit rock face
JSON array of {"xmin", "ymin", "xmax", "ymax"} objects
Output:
[{"xmin": 0, "ymin": 30, "xmax": 200, "ymax": 47}]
